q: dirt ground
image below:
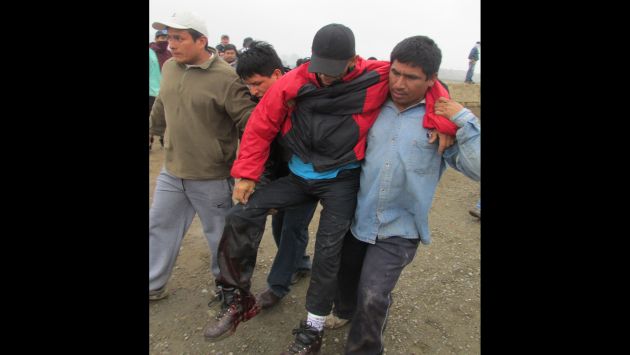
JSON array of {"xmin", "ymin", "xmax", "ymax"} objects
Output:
[{"xmin": 149, "ymin": 107, "xmax": 480, "ymax": 354}]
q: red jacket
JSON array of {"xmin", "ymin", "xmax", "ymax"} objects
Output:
[
  {"xmin": 232, "ymin": 56, "xmax": 390, "ymax": 181},
  {"xmin": 232, "ymin": 57, "xmax": 458, "ymax": 181}
]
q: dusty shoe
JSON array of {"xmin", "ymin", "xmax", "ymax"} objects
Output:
[
  {"xmin": 149, "ymin": 287, "xmax": 167, "ymax": 301},
  {"xmin": 280, "ymin": 320, "xmax": 324, "ymax": 355},
  {"xmin": 324, "ymin": 313, "xmax": 350, "ymax": 329},
  {"xmin": 257, "ymin": 288, "xmax": 282, "ymax": 309},
  {"xmin": 203, "ymin": 289, "xmax": 260, "ymax": 340},
  {"xmin": 469, "ymin": 207, "xmax": 481, "ymax": 219},
  {"xmin": 290, "ymin": 269, "xmax": 310, "ymax": 285}
]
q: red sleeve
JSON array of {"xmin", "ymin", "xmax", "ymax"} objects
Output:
[
  {"xmin": 424, "ymin": 80, "xmax": 459, "ymax": 136},
  {"xmin": 230, "ymin": 69, "xmax": 307, "ymax": 181}
]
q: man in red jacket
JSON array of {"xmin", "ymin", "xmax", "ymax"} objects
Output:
[{"xmin": 202, "ymin": 24, "xmax": 390, "ymax": 353}]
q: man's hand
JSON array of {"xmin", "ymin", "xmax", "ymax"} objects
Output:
[
  {"xmin": 434, "ymin": 97, "xmax": 464, "ymax": 120},
  {"xmin": 428, "ymin": 130, "xmax": 455, "ymax": 155},
  {"xmin": 233, "ymin": 179, "xmax": 256, "ymax": 204}
]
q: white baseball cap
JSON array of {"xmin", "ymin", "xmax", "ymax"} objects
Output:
[{"xmin": 152, "ymin": 11, "xmax": 208, "ymax": 37}]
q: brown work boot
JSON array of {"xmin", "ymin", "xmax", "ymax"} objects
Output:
[
  {"xmin": 324, "ymin": 313, "xmax": 350, "ymax": 329},
  {"xmin": 203, "ymin": 289, "xmax": 260, "ymax": 340},
  {"xmin": 257, "ymin": 288, "xmax": 282, "ymax": 309},
  {"xmin": 280, "ymin": 320, "xmax": 324, "ymax": 355}
]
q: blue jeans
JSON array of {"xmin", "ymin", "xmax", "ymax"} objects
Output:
[
  {"xmin": 465, "ymin": 61, "xmax": 476, "ymax": 82},
  {"xmin": 268, "ymin": 200, "xmax": 317, "ymax": 297}
]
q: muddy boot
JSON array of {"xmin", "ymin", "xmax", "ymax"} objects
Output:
[
  {"xmin": 280, "ymin": 320, "xmax": 324, "ymax": 354},
  {"xmin": 203, "ymin": 288, "xmax": 260, "ymax": 340}
]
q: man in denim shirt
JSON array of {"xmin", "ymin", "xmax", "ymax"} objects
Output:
[{"xmin": 331, "ymin": 35, "xmax": 481, "ymax": 354}]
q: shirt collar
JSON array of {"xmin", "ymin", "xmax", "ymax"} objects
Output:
[{"xmin": 385, "ymin": 97, "xmax": 426, "ymax": 113}]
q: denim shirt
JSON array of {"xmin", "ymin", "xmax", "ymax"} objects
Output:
[{"xmin": 350, "ymin": 99, "xmax": 480, "ymax": 245}]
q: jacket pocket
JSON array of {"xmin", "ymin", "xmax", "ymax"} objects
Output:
[{"xmin": 405, "ymin": 139, "xmax": 439, "ymax": 175}]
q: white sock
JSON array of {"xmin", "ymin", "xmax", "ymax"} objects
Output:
[{"xmin": 306, "ymin": 312, "xmax": 326, "ymax": 331}]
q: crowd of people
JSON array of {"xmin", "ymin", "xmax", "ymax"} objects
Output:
[{"xmin": 149, "ymin": 10, "xmax": 480, "ymax": 355}]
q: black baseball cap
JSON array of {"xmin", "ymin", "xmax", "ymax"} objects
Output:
[{"xmin": 308, "ymin": 24, "xmax": 355, "ymax": 77}]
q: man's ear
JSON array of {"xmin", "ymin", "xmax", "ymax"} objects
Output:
[
  {"xmin": 428, "ymin": 73, "xmax": 438, "ymax": 87},
  {"xmin": 271, "ymin": 68, "xmax": 282, "ymax": 79}
]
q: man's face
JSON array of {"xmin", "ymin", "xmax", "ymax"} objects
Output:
[
  {"xmin": 155, "ymin": 35, "xmax": 168, "ymax": 42},
  {"xmin": 224, "ymin": 49, "xmax": 237, "ymax": 63},
  {"xmin": 221, "ymin": 37, "xmax": 229, "ymax": 45},
  {"xmin": 316, "ymin": 57, "xmax": 356, "ymax": 87},
  {"xmin": 389, "ymin": 60, "xmax": 435, "ymax": 111},
  {"xmin": 167, "ymin": 28, "xmax": 207, "ymax": 65},
  {"xmin": 243, "ymin": 69, "xmax": 282, "ymax": 98}
]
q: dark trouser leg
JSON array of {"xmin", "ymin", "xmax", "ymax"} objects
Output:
[
  {"xmin": 344, "ymin": 237, "xmax": 420, "ymax": 355},
  {"xmin": 333, "ymin": 230, "xmax": 368, "ymax": 319},
  {"xmin": 216, "ymin": 175, "xmax": 314, "ymax": 295},
  {"xmin": 303, "ymin": 168, "xmax": 360, "ymax": 316},
  {"xmin": 267, "ymin": 200, "xmax": 318, "ymax": 297}
]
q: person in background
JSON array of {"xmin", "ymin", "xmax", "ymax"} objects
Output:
[{"xmin": 149, "ymin": 29, "xmax": 172, "ymax": 151}]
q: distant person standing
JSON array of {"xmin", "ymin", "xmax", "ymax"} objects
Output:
[
  {"xmin": 216, "ymin": 34, "xmax": 230, "ymax": 58},
  {"xmin": 149, "ymin": 29, "xmax": 172, "ymax": 151},
  {"xmin": 239, "ymin": 37, "xmax": 253, "ymax": 55},
  {"xmin": 223, "ymin": 44, "xmax": 239, "ymax": 68},
  {"xmin": 465, "ymin": 41, "xmax": 480, "ymax": 84}
]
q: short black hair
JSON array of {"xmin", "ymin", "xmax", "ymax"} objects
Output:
[
  {"xmin": 390, "ymin": 36, "xmax": 442, "ymax": 78},
  {"xmin": 223, "ymin": 44, "xmax": 238, "ymax": 52},
  {"xmin": 243, "ymin": 37, "xmax": 254, "ymax": 48},
  {"xmin": 367, "ymin": 56, "xmax": 377, "ymax": 60},
  {"xmin": 296, "ymin": 57, "xmax": 310, "ymax": 67},
  {"xmin": 236, "ymin": 41, "xmax": 285, "ymax": 80}
]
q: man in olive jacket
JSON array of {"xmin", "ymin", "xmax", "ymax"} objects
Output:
[{"xmin": 149, "ymin": 11, "xmax": 255, "ymax": 302}]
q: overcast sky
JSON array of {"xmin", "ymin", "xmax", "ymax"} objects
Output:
[{"xmin": 149, "ymin": 0, "xmax": 480, "ymax": 73}]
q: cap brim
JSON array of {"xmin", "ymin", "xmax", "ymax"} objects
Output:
[
  {"xmin": 152, "ymin": 20, "xmax": 189, "ymax": 31},
  {"xmin": 308, "ymin": 54, "xmax": 349, "ymax": 77}
]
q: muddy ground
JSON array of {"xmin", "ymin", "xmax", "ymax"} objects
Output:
[{"xmin": 149, "ymin": 107, "xmax": 480, "ymax": 354}]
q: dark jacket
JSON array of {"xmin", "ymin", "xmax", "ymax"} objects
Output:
[
  {"xmin": 468, "ymin": 46, "xmax": 479, "ymax": 61},
  {"xmin": 231, "ymin": 56, "xmax": 390, "ymax": 181}
]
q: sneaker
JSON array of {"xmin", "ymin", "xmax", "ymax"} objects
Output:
[
  {"xmin": 280, "ymin": 320, "xmax": 324, "ymax": 355},
  {"xmin": 149, "ymin": 287, "xmax": 167, "ymax": 301},
  {"xmin": 203, "ymin": 289, "xmax": 260, "ymax": 340},
  {"xmin": 290, "ymin": 269, "xmax": 310, "ymax": 285},
  {"xmin": 469, "ymin": 207, "xmax": 481, "ymax": 219},
  {"xmin": 257, "ymin": 288, "xmax": 282, "ymax": 309},
  {"xmin": 324, "ymin": 313, "xmax": 350, "ymax": 329}
]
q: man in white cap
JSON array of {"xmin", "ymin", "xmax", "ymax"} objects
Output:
[{"xmin": 148, "ymin": 11, "xmax": 256, "ymax": 306}]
